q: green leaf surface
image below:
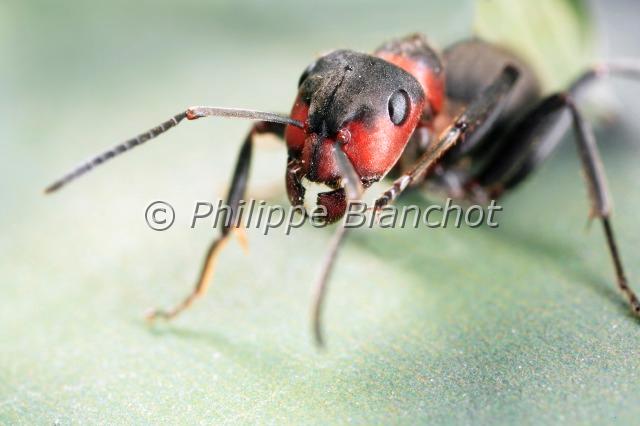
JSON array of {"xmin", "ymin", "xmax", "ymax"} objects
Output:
[
  {"xmin": 475, "ymin": 0, "xmax": 594, "ymax": 91},
  {"xmin": 3, "ymin": 0, "xmax": 640, "ymax": 424}
]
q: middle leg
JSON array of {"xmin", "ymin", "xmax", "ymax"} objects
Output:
[{"xmin": 475, "ymin": 89, "xmax": 640, "ymax": 316}]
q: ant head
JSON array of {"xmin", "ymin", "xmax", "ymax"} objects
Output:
[{"xmin": 285, "ymin": 50, "xmax": 426, "ymax": 222}]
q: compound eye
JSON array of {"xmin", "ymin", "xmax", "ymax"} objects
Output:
[
  {"xmin": 298, "ymin": 61, "xmax": 316, "ymax": 87},
  {"xmin": 388, "ymin": 89, "xmax": 410, "ymax": 125}
]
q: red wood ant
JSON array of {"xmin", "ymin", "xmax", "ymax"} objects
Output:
[{"xmin": 46, "ymin": 34, "xmax": 640, "ymax": 346}]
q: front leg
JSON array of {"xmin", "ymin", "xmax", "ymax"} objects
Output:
[
  {"xmin": 374, "ymin": 64, "xmax": 520, "ymax": 213},
  {"xmin": 147, "ymin": 121, "xmax": 285, "ymax": 321}
]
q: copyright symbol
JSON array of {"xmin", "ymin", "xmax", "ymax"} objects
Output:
[{"xmin": 145, "ymin": 201, "xmax": 175, "ymax": 231}]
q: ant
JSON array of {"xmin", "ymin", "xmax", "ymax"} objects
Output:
[{"xmin": 46, "ymin": 34, "xmax": 640, "ymax": 346}]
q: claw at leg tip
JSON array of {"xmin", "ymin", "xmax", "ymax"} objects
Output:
[
  {"xmin": 145, "ymin": 309, "xmax": 171, "ymax": 323},
  {"xmin": 313, "ymin": 322, "xmax": 326, "ymax": 349},
  {"xmin": 314, "ymin": 334, "xmax": 325, "ymax": 349},
  {"xmin": 144, "ymin": 310, "xmax": 158, "ymax": 323}
]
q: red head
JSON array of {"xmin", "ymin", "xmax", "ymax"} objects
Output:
[{"xmin": 285, "ymin": 49, "xmax": 430, "ymax": 223}]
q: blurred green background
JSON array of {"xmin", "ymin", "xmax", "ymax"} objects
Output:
[{"xmin": 2, "ymin": 0, "xmax": 640, "ymax": 424}]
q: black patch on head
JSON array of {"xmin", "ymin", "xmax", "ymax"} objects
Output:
[
  {"xmin": 298, "ymin": 50, "xmax": 425, "ymax": 135},
  {"xmin": 298, "ymin": 61, "xmax": 317, "ymax": 88}
]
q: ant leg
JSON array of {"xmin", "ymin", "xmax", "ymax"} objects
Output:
[
  {"xmin": 373, "ymin": 64, "xmax": 520, "ymax": 212},
  {"xmin": 569, "ymin": 60, "xmax": 640, "ymax": 98},
  {"xmin": 492, "ymin": 60, "xmax": 640, "ymax": 315},
  {"xmin": 147, "ymin": 121, "xmax": 285, "ymax": 321},
  {"xmin": 478, "ymin": 60, "xmax": 640, "ymax": 191},
  {"xmin": 476, "ymin": 91, "xmax": 640, "ymax": 315},
  {"xmin": 566, "ymin": 99, "xmax": 640, "ymax": 314},
  {"xmin": 312, "ymin": 142, "xmax": 364, "ymax": 347}
]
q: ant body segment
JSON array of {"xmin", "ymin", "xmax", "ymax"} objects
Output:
[{"xmin": 46, "ymin": 34, "xmax": 640, "ymax": 346}]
